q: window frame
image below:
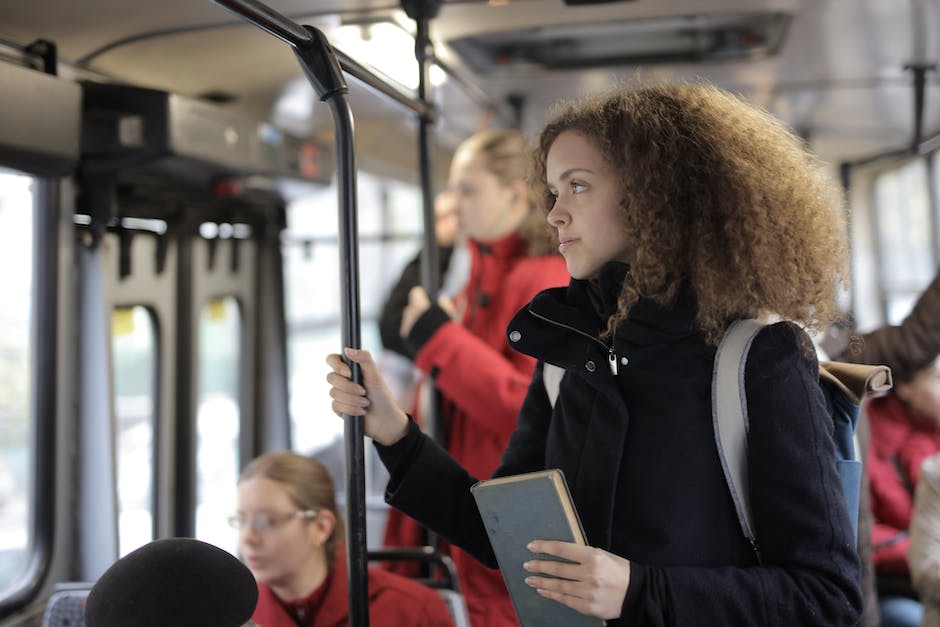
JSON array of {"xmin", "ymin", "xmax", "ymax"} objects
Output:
[{"xmin": 0, "ymin": 177, "xmax": 57, "ymax": 615}]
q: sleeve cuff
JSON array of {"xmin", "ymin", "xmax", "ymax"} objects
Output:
[
  {"xmin": 374, "ymin": 417, "xmax": 424, "ymax": 491},
  {"xmin": 405, "ymin": 305, "xmax": 451, "ymax": 357},
  {"xmin": 620, "ymin": 561, "xmax": 647, "ymax": 620}
]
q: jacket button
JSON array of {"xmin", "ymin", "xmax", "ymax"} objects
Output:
[
  {"xmin": 621, "ymin": 356, "xmax": 629, "ymax": 366},
  {"xmin": 585, "ymin": 360, "xmax": 596, "ymax": 372},
  {"xmin": 509, "ymin": 330, "xmax": 521, "ymax": 342}
]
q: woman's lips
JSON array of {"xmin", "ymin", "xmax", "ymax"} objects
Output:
[{"xmin": 558, "ymin": 238, "xmax": 577, "ymax": 254}]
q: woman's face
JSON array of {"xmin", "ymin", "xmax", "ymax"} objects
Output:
[
  {"xmin": 545, "ymin": 130, "xmax": 633, "ymax": 280},
  {"xmin": 236, "ymin": 477, "xmax": 323, "ymax": 590},
  {"xmin": 898, "ymin": 356, "xmax": 940, "ymax": 427},
  {"xmin": 448, "ymin": 150, "xmax": 525, "ymax": 243}
]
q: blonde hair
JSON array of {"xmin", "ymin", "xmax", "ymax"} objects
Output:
[
  {"xmin": 457, "ymin": 129, "xmax": 558, "ymax": 256},
  {"xmin": 239, "ymin": 452, "xmax": 344, "ymax": 566},
  {"xmin": 530, "ymin": 82, "xmax": 849, "ymax": 344}
]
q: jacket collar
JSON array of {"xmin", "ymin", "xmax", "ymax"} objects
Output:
[
  {"xmin": 252, "ymin": 543, "xmax": 361, "ymax": 627},
  {"xmin": 510, "ymin": 261, "xmax": 700, "ymax": 367},
  {"xmin": 468, "ymin": 231, "xmax": 528, "ymax": 260}
]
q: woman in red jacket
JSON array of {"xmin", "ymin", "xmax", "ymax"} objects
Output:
[
  {"xmin": 868, "ymin": 354, "xmax": 940, "ymax": 627},
  {"xmin": 234, "ymin": 451, "xmax": 454, "ymax": 627},
  {"xmin": 382, "ymin": 128, "xmax": 569, "ymax": 627}
]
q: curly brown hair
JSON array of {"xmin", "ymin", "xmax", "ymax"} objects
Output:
[
  {"xmin": 459, "ymin": 128, "xmax": 558, "ymax": 257},
  {"xmin": 530, "ymin": 82, "xmax": 849, "ymax": 344}
]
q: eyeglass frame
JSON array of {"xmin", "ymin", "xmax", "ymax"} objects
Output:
[{"xmin": 227, "ymin": 509, "xmax": 318, "ymax": 533}]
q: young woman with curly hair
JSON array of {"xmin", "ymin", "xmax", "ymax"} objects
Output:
[{"xmin": 326, "ymin": 82, "xmax": 861, "ymax": 626}]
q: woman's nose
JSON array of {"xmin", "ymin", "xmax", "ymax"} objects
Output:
[
  {"xmin": 546, "ymin": 201, "xmax": 568, "ymax": 226},
  {"xmin": 240, "ymin": 526, "xmax": 261, "ymax": 545}
]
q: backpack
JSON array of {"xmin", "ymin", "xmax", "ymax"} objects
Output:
[{"xmin": 542, "ymin": 318, "xmax": 892, "ymax": 562}]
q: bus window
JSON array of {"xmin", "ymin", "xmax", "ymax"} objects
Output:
[
  {"xmin": 111, "ymin": 306, "xmax": 157, "ymax": 557},
  {"xmin": 195, "ymin": 296, "xmax": 240, "ymax": 555},
  {"xmin": 284, "ymin": 174, "xmax": 421, "ymax": 454},
  {"xmin": 874, "ymin": 159, "xmax": 935, "ymax": 322},
  {"xmin": 0, "ymin": 169, "xmax": 33, "ymax": 592}
]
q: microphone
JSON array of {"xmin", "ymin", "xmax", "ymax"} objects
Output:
[{"xmin": 85, "ymin": 538, "xmax": 258, "ymax": 627}]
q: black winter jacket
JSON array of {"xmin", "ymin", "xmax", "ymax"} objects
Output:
[{"xmin": 377, "ymin": 262, "xmax": 862, "ymax": 626}]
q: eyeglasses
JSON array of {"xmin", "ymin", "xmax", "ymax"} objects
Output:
[{"xmin": 227, "ymin": 510, "xmax": 317, "ymax": 533}]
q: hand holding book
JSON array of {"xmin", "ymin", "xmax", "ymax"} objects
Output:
[
  {"xmin": 523, "ymin": 539, "xmax": 631, "ymax": 621},
  {"xmin": 471, "ymin": 469, "xmax": 618, "ymax": 626}
]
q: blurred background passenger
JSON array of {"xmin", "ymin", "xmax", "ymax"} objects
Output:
[
  {"xmin": 825, "ymin": 266, "xmax": 940, "ymax": 627},
  {"xmin": 379, "ymin": 129, "xmax": 569, "ymax": 627},
  {"xmin": 909, "ymin": 450, "xmax": 940, "ymax": 627},
  {"xmin": 235, "ymin": 451, "xmax": 454, "ymax": 627},
  {"xmin": 869, "ymin": 353, "xmax": 940, "ymax": 627},
  {"xmin": 379, "ymin": 189, "xmax": 468, "ymax": 362},
  {"xmin": 378, "ymin": 189, "xmax": 470, "ymax": 413}
]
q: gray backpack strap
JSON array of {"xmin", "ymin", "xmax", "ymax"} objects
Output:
[
  {"xmin": 712, "ymin": 318, "xmax": 766, "ymax": 560},
  {"xmin": 543, "ymin": 363, "xmax": 564, "ymax": 408}
]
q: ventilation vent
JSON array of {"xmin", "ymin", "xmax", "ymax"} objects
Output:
[{"xmin": 449, "ymin": 11, "xmax": 791, "ymax": 72}]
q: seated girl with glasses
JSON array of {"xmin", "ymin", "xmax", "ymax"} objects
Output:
[{"xmin": 233, "ymin": 451, "xmax": 455, "ymax": 627}]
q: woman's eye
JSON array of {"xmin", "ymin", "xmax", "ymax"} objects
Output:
[
  {"xmin": 571, "ymin": 181, "xmax": 587, "ymax": 194},
  {"xmin": 546, "ymin": 192, "xmax": 558, "ymax": 209}
]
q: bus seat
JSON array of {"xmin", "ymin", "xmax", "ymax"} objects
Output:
[
  {"xmin": 42, "ymin": 583, "xmax": 93, "ymax": 627},
  {"xmin": 436, "ymin": 588, "xmax": 471, "ymax": 627}
]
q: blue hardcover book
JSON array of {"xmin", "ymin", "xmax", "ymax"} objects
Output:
[{"xmin": 471, "ymin": 469, "xmax": 605, "ymax": 627}]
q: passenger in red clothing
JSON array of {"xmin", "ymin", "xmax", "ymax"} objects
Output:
[
  {"xmin": 381, "ymin": 129, "xmax": 569, "ymax": 627},
  {"xmin": 868, "ymin": 355, "xmax": 940, "ymax": 627},
  {"xmin": 234, "ymin": 451, "xmax": 455, "ymax": 627}
]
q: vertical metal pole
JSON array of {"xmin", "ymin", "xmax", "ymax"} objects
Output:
[
  {"xmin": 404, "ymin": 2, "xmax": 444, "ymax": 562},
  {"xmin": 414, "ymin": 19, "xmax": 440, "ymax": 304},
  {"xmin": 207, "ymin": 2, "xmax": 444, "ymax": 621},
  {"xmin": 292, "ymin": 25, "xmax": 369, "ymax": 627},
  {"xmin": 839, "ymin": 163, "xmax": 857, "ymax": 318},
  {"xmin": 332, "ymin": 97, "xmax": 369, "ymax": 627},
  {"xmin": 415, "ymin": 17, "xmax": 446, "ymax": 454},
  {"xmin": 925, "ymin": 153, "xmax": 940, "ymax": 266}
]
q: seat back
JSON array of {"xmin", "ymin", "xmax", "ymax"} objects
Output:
[
  {"xmin": 436, "ymin": 589, "xmax": 471, "ymax": 627},
  {"xmin": 42, "ymin": 584, "xmax": 94, "ymax": 627}
]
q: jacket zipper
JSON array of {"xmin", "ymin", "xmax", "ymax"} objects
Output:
[{"xmin": 527, "ymin": 309, "xmax": 619, "ymax": 375}]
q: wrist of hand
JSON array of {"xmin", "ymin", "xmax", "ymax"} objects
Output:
[{"xmin": 375, "ymin": 412, "xmax": 410, "ymax": 447}]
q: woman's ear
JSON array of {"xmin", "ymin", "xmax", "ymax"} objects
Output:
[{"xmin": 311, "ymin": 509, "xmax": 337, "ymax": 546}]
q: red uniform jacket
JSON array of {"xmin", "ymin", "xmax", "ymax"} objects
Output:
[
  {"xmin": 251, "ymin": 544, "xmax": 455, "ymax": 627},
  {"xmin": 868, "ymin": 394, "xmax": 940, "ymax": 575},
  {"xmin": 383, "ymin": 233, "xmax": 568, "ymax": 627}
]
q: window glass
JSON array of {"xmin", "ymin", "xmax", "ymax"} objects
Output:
[
  {"xmin": 385, "ymin": 180, "xmax": 423, "ymax": 234},
  {"xmin": 284, "ymin": 175, "xmax": 426, "ymax": 549},
  {"xmin": 284, "ymin": 178, "xmax": 423, "ymax": 454},
  {"xmin": 111, "ymin": 306, "xmax": 157, "ymax": 557},
  {"xmin": 195, "ymin": 297, "xmax": 240, "ymax": 555},
  {"xmin": 0, "ymin": 170, "xmax": 33, "ymax": 593},
  {"xmin": 286, "ymin": 184, "xmax": 338, "ymax": 239},
  {"xmin": 874, "ymin": 160, "xmax": 935, "ymax": 322},
  {"xmin": 356, "ymin": 172, "xmax": 385, "ymax": 238}
]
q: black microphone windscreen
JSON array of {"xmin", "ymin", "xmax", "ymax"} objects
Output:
[{"xmin": 85, "ymin": 538, "xmax": 258, "ymax": 627}]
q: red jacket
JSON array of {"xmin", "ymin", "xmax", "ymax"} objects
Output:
[
  {"xmin": 251, "ymin": 544, "xmax": 455, "ymax": 627},
  {"xmin": 383, "ymin": 233, "xmax": 568, "ymax": 627},
  {"xmin": 868, "ymin": 394, "xmax": 940, "ymax": 574}
]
